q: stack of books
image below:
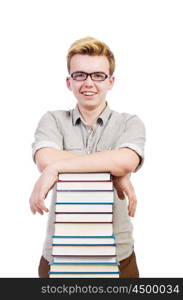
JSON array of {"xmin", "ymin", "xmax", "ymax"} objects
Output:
[{"xmin": 49, "ymin": 172, "xmax": 120, "ymax": 278}]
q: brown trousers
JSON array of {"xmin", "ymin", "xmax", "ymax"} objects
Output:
[{"xmin": 38, "ymin": 251, "xmax": 139, "ymax": 278}]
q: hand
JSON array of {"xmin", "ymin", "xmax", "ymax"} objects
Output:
[
  {"xmin": 29, "ymin": 165, "xmax": 58, "ymax": 215},
  {"xmin": 112, "ymin": 175, "xmax": 137, "ymax": 217}
]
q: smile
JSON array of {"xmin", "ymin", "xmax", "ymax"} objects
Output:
[{"xmin": 81, "ymin": 92, "xmax": 97, "ymax": 96}]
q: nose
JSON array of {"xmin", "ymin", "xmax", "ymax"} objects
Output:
[{"xmin": 83, "ymin": 74, "xmax": 94, "ymax": 87}]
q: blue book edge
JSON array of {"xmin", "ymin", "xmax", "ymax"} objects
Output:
[{"xmin": 51, "ymin": 234, "xmax": 116, "ymax": 238}]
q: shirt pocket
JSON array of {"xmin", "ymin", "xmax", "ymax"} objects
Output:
[
  {"xmin": 63, "ymin": 135, "xmax": 83, "ymax": 153},
  {"xmin": 96, "ymin": 139, "xmax": 113, "ymax": 152}
]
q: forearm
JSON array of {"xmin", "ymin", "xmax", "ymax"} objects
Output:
[
  {"xmin": 50, "ymin": 148, "xmax": 139, "ymax": 177},
  {"xmin": 35, "ymin": 148, "xmax": 81, "ymax": 172}
]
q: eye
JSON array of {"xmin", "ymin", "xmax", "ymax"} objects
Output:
[
  {"xmin": 72, "ymin": 72, "xmax": 86, "ymax": 80},
  {"xmin": 92, "ymin": 72, "xmax": 106, "ymax": 81}
]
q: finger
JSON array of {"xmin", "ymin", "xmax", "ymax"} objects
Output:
[
  {"xmin": 30, "ymin": 193, "xmax": 43, "ymax": 215},
  {"xmin": 128, "ymin": 195, "xmax": 137, "ymax": 217},
  {"xmin": 38, "ymin": 191, "xmax": 49, "ymax": 212},
  {"xmin": 127, "ymin": 191, "xmax": 135, "ymax": 210},
  {"xmin": 29, "ymin": 195, "xmax": 36, "ymax": 214},
  {"xmin": 129, "ymin": 204, "xmax": 136, "ymax": 217},
  {"xmin": 131, "ymin": 204, "xmax": 136, "ymax": 217},
  {"xmin": 117, "ymin": 190, "xmax": 125, "ymax": 200},
  {"xmin": 30, "ymin": 192, "xmax": 48, "ymax": 215},
  {"xmin": 35, "ymin": 205, "xmax": 44, "ymax": 215},
  {"xmin": 112, "ymin": 180, "xmax": 120, "ymax": 189},
  {"xmin": 39, "ymin": 200, "xmax": 49, "ymax": 213},
  {"xmin": 33, "ymin": 201, "xmax": 41, "ymax": 214},
  {"xmin": 35, "ymin": 191, "xmax": 48, "ymax": 213},
  {"xmin": 128, "ymin": 200, "xmax": 136, "ymax": 216},
  {"xmin": 37, "ymin": 208, "xmax": 43, "ymax": 215},
  {"xmin": 123, "ymin": 184, "xmax": 133, "ymax": 200},
  {"xmin": 30, "ymin": 205, "xmax": 36, "ymax": 214},
  {"xmin": 115, "ymin": 185, "xmax": 126, "ymax": 200}
]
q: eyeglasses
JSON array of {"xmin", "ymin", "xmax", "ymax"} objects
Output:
[{"xmin": 70, "ymin": 71, "xmax": 110, "ymax": 82}]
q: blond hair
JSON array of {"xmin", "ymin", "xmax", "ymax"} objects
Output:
[{"xmin": 67, "ymin": 36, "xmax": 115, "ymax": 76}]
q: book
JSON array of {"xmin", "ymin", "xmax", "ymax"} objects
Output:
[
  {"xmin": 58, "ymin": 172, "xmax": 111, "ymax": 181},
  {"xmin": 52, "ymin": 255, "xmax": 117, "ymax": 265},
  {"xmin": 52, "ymin": 245, "xmax": 116, "ymax": 256},
  {"xmin": 52, "ymin": 235, "xmax": 115, "ymax": 245},
  {"xmin": 49, "ymin": 273, "xmax": 120, "ymax": 278},
  {"xmin": 54, "ymin": 222, "xmax": 113, "ymax": 236},
  {"xmin": 56, "ymin": 191, "xmax": 114, "ymax": 203},
  {"xmin": 55, "ymin": 213, "xmax": 113, "ymax": 223},
  {"xmin": 56, "ymin": 181, "xmax": 113, "ymax": 191},
  {"xmin": 52, "ymin": 256, "xmax": 117, "ymax": 263},
  {"xmin": 49, "ymin": 263, "xmax": 119, "ymax": 272},
  {"xmin": 55, "ymin": 203, "xmax": 113, "ymax": 213}
]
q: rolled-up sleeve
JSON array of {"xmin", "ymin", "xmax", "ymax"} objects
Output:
[
  {"xmin": 32, "ymin": 111, "xmax": 64, "ymax": 163},
  {"xmin": 115, "ymin": 114, "xmax": 146, "ymax": 172}
]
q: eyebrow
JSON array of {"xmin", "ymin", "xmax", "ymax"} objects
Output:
[{"xmin": 72, "ymin": 71, "xmax": 106, "ymax": 73}]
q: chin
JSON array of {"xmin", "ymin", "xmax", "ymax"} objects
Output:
[{"xmin": 77, "ymin": 97, "xmax": 105, "ymax": 108}]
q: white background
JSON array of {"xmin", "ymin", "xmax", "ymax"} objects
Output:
[{"xmin": 0, "ymin": 0, "xmax": 183, "ymax": 277}]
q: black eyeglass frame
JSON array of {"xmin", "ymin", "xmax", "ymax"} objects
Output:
[{"xmin": 70, "ymin": 71, "xmax": 110, "ymax": 82}]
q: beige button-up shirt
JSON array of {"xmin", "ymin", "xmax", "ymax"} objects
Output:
[{"xmin": 32, "ymin": 102, "xmax": 146, "ymax": 262}]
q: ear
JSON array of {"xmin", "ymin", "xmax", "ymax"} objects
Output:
[
  {"xmin": 66, "ymin": 77, "xmax": 72, "ymax": 91},
  {"xmin": 108, "ymin": 76, "xmax": 115, "ymax": 90}
]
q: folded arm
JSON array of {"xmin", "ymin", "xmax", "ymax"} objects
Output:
[
  {"xmin": 39, "ymin": 147, "xmax": 139, "ymax": 177},
  {"xmin": 35, "ymin": 148, "xmax": 80, "ymax": 172},
  {"xmin": 30, "ymin": 147, "xmax": 139, "ymax": 216},
  {"xmin": 35, "ymin": 147, "xmax": 139, "ymax": 176}
]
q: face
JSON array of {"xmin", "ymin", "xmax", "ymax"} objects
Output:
[{"xmin": 66, "ymin": 54, "xmax": 115, "ymax": 110}]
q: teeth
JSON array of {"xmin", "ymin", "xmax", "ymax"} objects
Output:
[{"xmin": 82, "ymin": 92, "xmax": 96, "ymax": 96}]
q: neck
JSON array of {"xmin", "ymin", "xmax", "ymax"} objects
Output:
[{"xmin": 77, "ymin": 101, "xmax": 107, "ymax": 127}]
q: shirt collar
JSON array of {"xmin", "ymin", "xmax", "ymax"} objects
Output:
[{"xmin": 72, "ymin": 102, "xmax": 111, "ymax": 126}]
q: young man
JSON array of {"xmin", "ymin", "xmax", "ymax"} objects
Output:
[{"xmin": 30, "ymin": 36, "xmax": 146, "ymax": 278}]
